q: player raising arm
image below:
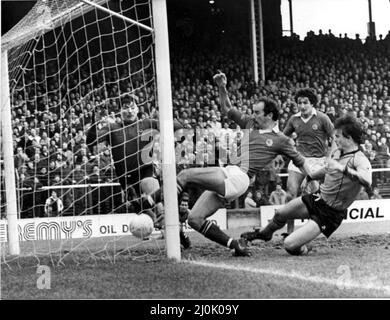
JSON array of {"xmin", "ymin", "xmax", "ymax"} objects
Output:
[
  {"xmin": 250, "ymin": 115, "xmax": 371, "ymax": 256},
  {"xmin": 143, "ymin": 71, "xmax": 313, "ymax": 256}
]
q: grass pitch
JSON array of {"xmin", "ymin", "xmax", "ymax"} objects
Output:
[{"xmin": 1, "ymin": 222, "xmax": 390, "ymax": 299}]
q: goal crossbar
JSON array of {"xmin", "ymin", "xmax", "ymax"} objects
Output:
[
  {"xmin": 2, "ymin": 0, "xmax": 153, "ymax": 52},
  {"xmin": 2, "ymin": 0, "xmax": 106, "ymax": 51},
  {"xmin": 82, "ymin": 0, "xmax": 154, "ymax": 33}
]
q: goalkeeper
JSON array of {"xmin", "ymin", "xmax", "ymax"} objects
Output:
[{"xmin": 86, "ymin": 94, "xmax": 182, "ymax": 221}]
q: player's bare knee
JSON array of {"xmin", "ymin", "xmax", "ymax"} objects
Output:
[
  {"xmin": 283, "ymin": 237, "xmax": 299, "ymax": 252},
  {"xmin": 140, "ymin": 178, "xmax": 159, "ymax": 195},
  {"xmin": 187, "ymin": 215, "xmax": 202, "ymax": 231},
  {"xmin": 177, "ymin": 169, "xmax": 189, "ymax": 185},
  {"xmin": 287, "ymin": 179, "xmax": 300, "ymax": 195}
]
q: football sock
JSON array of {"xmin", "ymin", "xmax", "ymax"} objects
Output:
[
  {"xmin": 199, "ymin": 220, "xmax": 232, "ymax": 248},
  {"xmin": 259, "ymin": 210, "xmax": 286, "ymax": 240}
]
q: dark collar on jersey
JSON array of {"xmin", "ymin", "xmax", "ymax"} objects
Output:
[{"xmin": 340, "ymin": 148, "xmax": 360, "ymax": 157}]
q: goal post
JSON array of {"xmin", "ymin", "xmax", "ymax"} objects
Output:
[
  {"xmin": 151, "ymin": 0, "xmax": 181, "ymax": 261},
  {"xmin": 1, "ymin": 0, "xmax": 181, "ymax": 261},
  {"xmin": 1, "ymin": 50, "xmax": 20, "ymax": 256}
]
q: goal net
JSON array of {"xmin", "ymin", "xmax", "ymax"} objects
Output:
[{"xmin": 1, "ymin": 0, "xmax": 179, "ymax": 267}]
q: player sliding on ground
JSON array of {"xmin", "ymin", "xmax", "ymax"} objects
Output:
[
  {"xmin": 243, "ymin": 115, "xmax": 372, "ymax": 256},
  {"xmin": 143, "ymin": 71, "xmax": 312, "ymax": 256}
]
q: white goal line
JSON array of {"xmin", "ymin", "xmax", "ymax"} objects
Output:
[{"xmin": 186, "ymin": 260, "xmax": 390, "ymax": 296}]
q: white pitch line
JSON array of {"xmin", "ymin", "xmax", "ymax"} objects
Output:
[{"xmin": 185, "ymin": 260, "xmax": 390, "ymax": 296}]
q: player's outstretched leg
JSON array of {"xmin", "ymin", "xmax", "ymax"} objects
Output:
[
  {"xmin": 283, "ymin": 220, "xmax": 321, "ymax": 255},
  {"xmin": 240, "ymin": 208, "xmax": 287, "ymax": 242},
  {"xmin": 188, "ymin": 190, "xmax": 251, "ymax": 257},
  {"xmin": 142, "ymin": 167, "xmax": 227, "ymax": 209},
  {"xmin": 241, "ymin": 196, "xmax": 309, "ymax": 242}
]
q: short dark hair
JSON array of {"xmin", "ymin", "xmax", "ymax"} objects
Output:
[
  {"xmin": 121, "ymin": 94, "xmax": 137, "ymax": 106},
  {"xmin": 295, "ymin": 88, "xmax": 318, "ymax": 106},
  {"xmin": 180, "ymin": 192, "xmax": 189, "ymax": 202},
  {"xmin": 334, "ymin": 115, "xmax": 364, "ymax": 145},
  {"xmin": 258, "ymin": 97, "xmax": 279, "ymax": 121}
]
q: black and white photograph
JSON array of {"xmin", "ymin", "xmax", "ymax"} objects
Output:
[{"xmin": 1, "ymin": 0, "xmax": 390, "ymax": 304}]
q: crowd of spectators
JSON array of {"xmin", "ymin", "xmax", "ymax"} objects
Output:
[{"xmin": 1, "ymin": 29, "xmax": 390, "ymax": 218}]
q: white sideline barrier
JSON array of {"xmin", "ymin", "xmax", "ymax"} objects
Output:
[
  {"xmin": 1, "ymin": 199, "xmax": 388, "ymax": 243},
  {"xmin": 0, "ymin": 209, "xmax": 228, "ymax": 243},
  {"xmin": 0, "ymin": 214, "xmax": 139, "ymax": 243},
  {"xmin": 260, "ymin": 199, "xmax": 390, "ymax": 227}
]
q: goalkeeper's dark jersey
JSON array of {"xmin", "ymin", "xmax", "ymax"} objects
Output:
[
  {"xmin": 87, "ymin": 119, "xmax": 182, "ymax": 185},
  {"xmin": 87, "ymin": 119, "xmax": 159, "ymax": 183}
]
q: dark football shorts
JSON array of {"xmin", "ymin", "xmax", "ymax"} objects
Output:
[
  {"xmin": 301, "ymin": 194, "xmax": 347, "ymax": 238},
  {"xmin": 119, "ymin": 165, "xmax": 156, "ymax": 197}
]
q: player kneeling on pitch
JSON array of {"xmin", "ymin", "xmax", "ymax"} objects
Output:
[{"xmin": 244, "ymin": 115, "xmax": 372, "ymax": 255}]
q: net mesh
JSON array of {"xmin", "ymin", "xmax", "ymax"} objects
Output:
[{"xmin": 1, "ymin": 0, "xmax": 167, "ymax": 266}]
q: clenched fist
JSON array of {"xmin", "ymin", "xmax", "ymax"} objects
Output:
[{"xmin": 213, "ymin": 71, "xmax": 227, "ymax": 88}]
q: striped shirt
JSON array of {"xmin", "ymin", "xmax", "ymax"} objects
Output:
[
  {"xmin": 319, "ymin": 149, "xmax": 372, "ymax": 211},
  {"xmin": 283, "ymin": 109, "xmax": 334, "ymax": 158}
]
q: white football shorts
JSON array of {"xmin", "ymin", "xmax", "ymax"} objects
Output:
[{"xmin": 221, "ymin": 165, "xmax": 250, "ymax": 202}]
